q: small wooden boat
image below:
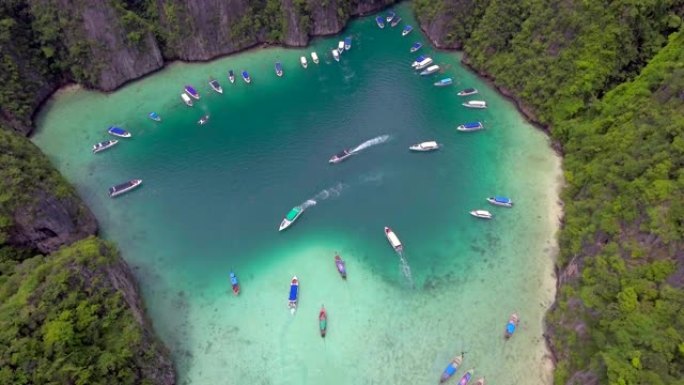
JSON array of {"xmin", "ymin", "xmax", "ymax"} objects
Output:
[
  {"xmin": 457, "ymin": 122, "xmax": 485, "ymax": 132},
  {"xmin": 458, "ymin": 369, "xmax": 475, "ymax": 385},
  {"xmin": 108, "ymin": 179, "xmax": 142, "ymax": 198},
  {"xmin": 410, "ymin": 42, "xmax": 422, "ymax": 53},
  {"xmin": 229, "ymin": 271, "xmax": 240, "ymax": 295},
  {"xmin": 462, "ymin": 100, "xmax": 487, "ymax": 109},
  {"xmin": 470, "ymin": 210, "xmax": 493, "ymax": 219},
  {"xmin": 184, "ymin": 85, "xmax": 200, "ymax": 100},
  {"xmin": 457, "ymin": 88, "xmax": 478, "ymax": 96},
  {"xmin": 108, "ymin": 126, "xmax": 131, "ymax": 138},
  {"xmin": 319, "ymin": 306, "xmax": 327, "ymax": 337},
  {"xmin": 181, "ymin": 93, "xmax": 193, "ymax": 107},
  {"xmin": 92, "ymin": 140, "xmax": 118, "ymax": 154},
  {"xmin": 439, "ymin": 354, "xmax": 464, "ymax": 383},
  {"xmin": 402, "ymin": 25, "xmax": 413, "ymax": 36},
  {"xmin": 487, "ymin": 196, "xmax": 513, "ymax": 207},
  {"xmin": 275, "ymin": 61, "xmax": 283, "ymax": 77},
  {"xmin": 390, "ymin": 16, "xmax": 402, "ymax": 28},
  {"xmin": 288, "ymin": 276, "xmax": 299, "ymax": 314},
  {"xmin": 228, "ymin": 69, "xmax": 235, "ymax": 84},
  {"xmin": 148, "ymin": 112, "xmax": 161, "ymax": 122},
  {"xmin": 209, "ymin": 79, "xmax": 223, "ymax": 94},
  {"xmin": 334, "ymin": 254, "xmax": 347, "ymax": 279},
  {"xmin": 505, "ymin": 313, "xmax": 520, "ymax": 339},
  {"xmin": 375, "ymin": 16, "xmax": 385, "ymax": 29},
  {"xmin": 384, "ymin": 226, "xmax": 403, "ymax": 252}
]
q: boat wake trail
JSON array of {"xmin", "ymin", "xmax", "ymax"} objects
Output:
[
  {"xmin": 300, "ymin": 182, "xmax": 347, "ymax": 209},
  {"xmin": 397, "ymin": 251, "xmax": 414, "ymax": 288},
  {"xmin": 350, "ymin": 134, "xmax": 390, "ymax": 154}
]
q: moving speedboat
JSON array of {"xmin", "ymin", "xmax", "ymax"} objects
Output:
[
  {"xmin": 384, "ymin": 226, "xmax": 403, "ymax": 252},
  {"xmin": 462, "ymin": 100, "xmax": 487, "ymax": 109},
  {"xmin": 311, "ymin": 51, "xmax": 319, "ymax": 64},
  {"xmin": 229, "ymin": 271, "xmax": 240, "ymax": 295},
  {"xmin": 457, "ymin": 88, "xmax": 478, "ymax": 96},
  {"xmin": 184, "ymin": 85, "xmax": 200, "ymax": 100},
  {"xmin": 487, "ymin": 196, "xmax": 513, "ymax": 207},
  {"xmin": 148, "ymin": 112, "xmax": 161, "ymax": 122},
  {"xmin": 275, "ymin": 61, "xmax": 283, "ymax": 77},
  {"xmin": 228, "ymin": 69, "xmax": 235, "ymax": 84},
  {"xmin": 470, "ymin": 210, "xmax": 493, "ymax": 219},
  {"xmin": 390, "ymin": 16, "xmax": 402, "ymax": 27},
  {"xmin": 458, "ymin": 369, "xmax": 474, "ymax": 385},
  {"xmin": 409, "ymin": 141, "xmax": 439, "ymax": 152},
  {"xmin": 300, "ymin": 56, "xmax": 308, "ymax": 69},
  {"xmin": 92, "ymin": 140, "xmax": 118, "ymax": 154},
  {"xmin": 457, "ymin": 122, "xmax": 485, "ymax": 132},
  {"xmin": 410, "ymin": 42, "xmax": 422, "ymax": 53},
  {"xmin": 413, "ymin": 57, "xmax": 434, "ymax": 70},
  {"xmin": 319, "ymin": 306, "xmax": 327, "ymax": 337},
  {"xmin": 419, "ymin": 64, "xmax": 440, "ymax": 76},
  {"xmin": 332, "ymin": 49, "xmax": 340, "ymax": 62},
  {"xmin": 337, "ymin": 40, "xmax": 345, "ymax": 54},
  {"xmin": 334, "ymin": 254, "xmax": 347, "ymax": 279},
  {"xmin": 440, "ymin": 354, "xmax": 464, "ymax": 383},
  {"xmin": 197, "ymin": 115, "xmax": 209, "ymax": 125},
  {"xmin": 505, "ymin": 313, "xmax": 520, "ymax": 339},
  {"xmin": 434, "ymin": 78, "xmax": 453, "ymax": 87},
  {"xmin": 108, "ymin": 179, "xmax": 142, "ymax": 198},
  {"xmin": 242, "ymin": 70, "xmax": 251, "ymax": 84},
  {"xmin": 279, "ymin": 206, "xmax": 303, "ymax": 231},
  {"xmin": 386, "ymin": 11, "xmax": 395, "ymax": 23},
  {"xmin": 329, "ymin": 149, "xmax": 353, "ymax": 164},
  {"xmin": 402, "ymin": 25, "xmax": 413, "ymax": 36},
  {"xmin": 375, "ymin": 16, "xmax": 385, "ymax": 28},
  {"xmin": 108, "ymin": 126, "xmax": 131, "ymax": 138},
  {"xmin": 288, "ymin": 276, "xmax": 299, "ymax": 314},
  {"xmin": 209, "ymin": 79, "xmax": 223, "ymax": 94},
  {"xmin": 181, "ymin": 93, "xmax": 193, "ymax": 107},
  {"xmin": 344, "ymin": 36, "xmax": 352, "ymax": 50}
]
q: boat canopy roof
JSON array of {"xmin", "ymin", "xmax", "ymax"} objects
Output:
[
  {"xmin": 463, "ymin": 88, "xmax": 476, "ymax": 92},
  {"xmin": 423, "ymin": 141, "xmax": 438, "ymax": 147},
  {"xmin": 230, "ymin": 275, "xmax": 238, "ymax": 285},
  {"xmin": 414, "ymin": 55, "xmax": 426, "ymax": 62},
  {"xmin": 411, "ymin": 42, "xmax": 422, "ymax": 48},
  {"xmin": 464, "ymin": 122, "xmax": 483, "ymax": 128},
  {"xmin": 494, "ymin": 196, "xmax": 511, "ymax": 203},
  {"xmin": 185, "ymin": 85, "xmax": 197, "ymax": 92},
  {"xmin": 242, "ymin": 71, "xmax": 249, "ymax": 77},
  {"xmin": 288, "ymin": 283, "xmax": 298, "ymax": 301},
  {"xmin": 108, "ymin": 126, "xmax": 127, "ymax": 134},
  {"xmin": 210, "ymin": 79, "xmax": 219, "ymax": 85},
  {"xmin": 468, "ymin": 100, "xmax": 486, "ymax": 105},
  {"xmin": 344, "ymin": 36, "xmax": 351, "ymax": 43},
  {"xmin": 403, "ymin": 25, "xmax": 413, "ymax": 30},
  {"xmin": 275, "ymin": 62, "xmax": 282, "ymax": 68},
  {"xmin": 507, "ymin": 322, "xmax": 516, "ymax": 334},
  {"xmin": 286, "ymin": 207, "xmax": 301, "ymax": 220}
]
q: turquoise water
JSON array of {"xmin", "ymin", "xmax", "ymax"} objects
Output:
[{"xmin": 33, "ymin": 4, "xmax": 561, "ymax": 385}]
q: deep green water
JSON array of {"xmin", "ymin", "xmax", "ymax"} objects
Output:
[{"xmin": 33, "ymin": 4, "xmax": 561, "ymax": 385}]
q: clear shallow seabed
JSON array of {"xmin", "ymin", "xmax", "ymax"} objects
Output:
[{"xmin": 33, "ymin": 4, "xmax": 562, "ymax": 385}]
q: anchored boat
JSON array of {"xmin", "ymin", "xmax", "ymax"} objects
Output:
[
  {"xmin": 413, "ymin": 57, "xmax": 434, "ymax": 70},
  {"xmin": 92, "ymin": 140, "xmax": 118, "ymax": 154},
  {"xmin": 209, "ymin": 79, "xmax": 223, "ymax": 94},
  {"xmin": 275, "ymin": 61, "xmax": 283, "ymax": 77},
  {"xmin": 230, "ymin": 271, "xmax": 240, "ymax": 295},
  {"xmin": 108, "ymin": 179, "xmax": 142, "ymax": 198},
  {"xmin": 319, "ymin": 306, "xmax": 327, "ymax": 337},
  {"xmin": 228, "ymin": 69, "xmax": 235, "ymax": 84},
  {"xmin": 420, "ymin": 64, "xmax": 440, "ymax": 76},
  {"xmin": 487, "ymin": 196, "xmax": 513, "ymax": 207},
  {"xmin": 462, "ymin": 100, "xmax": 487, "ymax": 109},
  {"xmin": 332, "ymin": 49, "xmax": 340, "ymax": 62},
  {"xmin": 458, "ymin": 369, "xmax": 475, "ymax": 385},
  {"xmin": 344, "ymin": 36, "xmax": 352, "ymax": 50},
  {"xmin": 391, "ymin": 16, "xmax": 402, "ymax": 28},
  {"xmin": 184, "ymin": 85, "xmax": 200, "ymax": 100},
  {"xmin": 434, "ymin": 78, "xmax": 453, "ymax": 87},
  {"xmin": 242, "ymin": 70, "xmax": 251, "ymax": 84},
  {"xmin": 384, "ymin": 226, "xmax": 403, "ymax": 252},
  {"xmin": 108, "ymin": 126, "xmax": 131, "ymax": 138},
  {"xmin": 505, "ymin": 313, "xmax": 520, "ymax": 339},
  {"xmin": 457, "ymin": 122, "xmax": 485, "ymax": 132},
  {"xmin": 375, "ymin": 16, "xmax": 385, "ymax": 28},
  {"xmin": 410, "ymin": 42, "xmax": 422, "ymax": 53},
  {"xmin": 148, "ymin": 112, "xmax": 161, "ymax": 122},
  {"xmin": 279, "ymin": 206, "xmax": 303, "ymax": 231},
  {"xmin": 181, "ymin": 93, "xmax": 193, "ymax": 107},
  {"xmin": 457, "ymin": 88, "xmax": 478, "ymax": 96},
  {"xmin": 402, "ymin": 25, "xmax": 413, "ymax": 36},
  {"xmin": 440, "ymin": 354, "xmax": 464, "ymax": 383},
  {"xmin": 334, "ymin": 254, "xmax": 347, "ymax": 279},
  {"xmin": 386, "ymin": 11, "xmax": 395, "ymax": 23},
  {"xmin": 337, "ymin": 41, "xmax": 345, "ymax": 54},
  {"xmin": 288, "ymin": 276, "xmax": 299, "ymax": 314},
  {"xmin": 470, "ymin": 210, "xmax": 493, "ymax": 219},
  {"xmin": 409, "ymin": 141, "xmax": 439, "ymax": 152},
  {"xmin": 300, "ymin": 56, "xmax": 308, "ymax": 69},
  {"xmin": 311, "ymin": 51, "xmax": 319, "ymax": 64}
]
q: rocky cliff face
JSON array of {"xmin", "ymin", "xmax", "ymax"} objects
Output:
[{"xmin": 413, "ymin": 0, "xmax": 487, "ymax": 49}]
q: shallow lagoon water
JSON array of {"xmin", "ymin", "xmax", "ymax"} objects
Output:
[{"xmin": 34, "ymin": 4, "xmax": 561, "ymax": 385}]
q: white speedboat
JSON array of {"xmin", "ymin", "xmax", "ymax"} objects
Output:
[
  {"xmin": 384, "ymin": 227, "xmax": 403, "ymax": 252},
  {"xmin": 181, "ymin": 93, "xmax": 193, "ymax": 107},
  {"xmin": 300, "ymin": 56, "xmax": 308, "ymax": 69},
  {"xmin": 108, "ymin": 179, "xmax": 142, "ymax": 198},
  {"xmin": 487, "ymin": 196, "xmax": 513, "ymax": 207},
  {"xmin": 462, "ymin": 100, "xmax": 487, "ymax": 109},
  {"xmin": 209, "ymin": 79, "xmax": 223, "ymax": 94},
  {"xmin": 329, "ymin": 149, "xmax": 353, "ymax": 164},
  {"xmin": 402, "ymin": 25, "xmax": 413, "ymax": 36},
  {"xmin": 457, "ymin": 122, "xmax": 485, "ymax": 132},
  {"xmin": 279, "ymin": 206, "xmax": 303, "ymax": 231},
  {"xmin": 92, "ymin": 140, "xmax": 118, "ymax": 154},
  {"xmin": 337, "ymin": 40, "xmax": 345, "ymax": 54},
  {"xmin": 419, "ymin": 65, "xmax": 440, "ymax": 76},
  {"xmin": 332, "ymin": 49, "xmax": 340, "ymax": 62},
  {"xmin": 470, "ymin": 210, "xmax": 493, "ymax": 219},
  {"xmin": 413, "ymin": 57, "xmax": 434, "ymax": 70},
  {"xmin": 409, "ymin": 141, "xmax": 439, "ymax": 152},
  {"xmin": 311, "ymin": 51, "xmax": 319, "ymax": 64}
]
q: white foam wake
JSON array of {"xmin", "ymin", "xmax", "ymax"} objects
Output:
[{"xmin": 350, "ymin": 134, "xmax": 390, "ymax": 154}]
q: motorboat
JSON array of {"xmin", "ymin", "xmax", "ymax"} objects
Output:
[
  {"xmin": 411, "ymin": 55, "xmax": 426, "ymax": 67},
  {"xmin": 229, "ymin": 271, "xmax": 240, "ymax": 295},
  {"xmin": 505, "ymin": 313, "xmax": 520, "ymax": 339},
  {"xmin": 334, "ymin": 254, "xmax": 347, "ymax": 279},
  {"xmin": 184, "ymin": 85, "xmax": 200, "ymax": 100},
  {"xmin": 197, "ymin": 115, "xmax": 209, "ymax": 125},
  {"xmin": 414, "ymin": 57, "xmax": 434, "ymax": 70},
  {"xmin": 344, "ymin": 36, "xmax": 352, "ymax": 50},
  {"xmin": 402, "ymin": 25, "xmax": 413, "ymax": 36},
  {"xmin": 108, "ymin": 126, "xmax": 131, "ymax": 138},
  {"xmin": 242, "ymin": 70, "xmax": 251, "ymax": 84},
  {"xmin": 384, "ymin": 226, "xmax": 403, "ymax": 252},
  {"xmin": 409, "ymin": 141, "xmax": 439, "ymax": 152},
  {"xmin": 419, "ymin": 65, "xmax": 440, "ymax": 76},
  {"xmin": 337, "ymin": 41, "xmax": 345, "ymax": 54},
  {"xmin": 386, "ymin": 11, "xmax": 395, "ymax": 23},
  {"xmin": 390, "ymin": 16, "xmax": 402, "ymax": 27},
  {"xmin": 92, "ymin": 140, "xmax": 118, "ymax": 154},
  {"xmin": 148, "ymin": 112, "xmax": 161, "ymax": 122},
  {"xmin": 275, "ymin": 61, "xmax": 283, "ymax": 77},
  {"xmin": 457, "ymin": 369, "xmax": 475, "ymax": 385},
  {"xmin": 319, "ymin": 306, "xmax": 327, "ymax": 337},
  {"xmin": 108, "ymin": 179, "xmax": 142, "ymax": 198},
  {"xmin": 311, "ymin": 51, "xmax": 319, "ymax": 64},
  {"xmin": 457, "ymin": 88, "xmax": 478, "ymax": 96},
  {"xmin": 457, "ymin": 122, "xmax": 485, "ymax": 132},
  {"xmin": 300, "ymin": 56, "xmax": 308, "ymax": 69},
  {"xmin": 434, "ymin": 78, "xmax": 453, "ymax": 87},
  {"xmin": 332, "ymin": 49, "xmax": 340, "ymax": 62},
  {"xmin": 228, "ymin": 69, "xmax": 235, "ymax": 84},
  {"xmin": 462, "ymin": 100, "xmax": 487, "ymax": 109},
  {"xmin": 288, "ymin": 276, "xmax": 299, "ymax": 314},
  {"xmin": 375, "ymin": 16, "xmax": 385, "ymax": 28},
  {"xmin": 209, "ymin": 79, "xmax": 223, "ymax": 94},
  {"xmin": 470, "ymin": 210, "xmax": 493, "ymax": 219},
  {"xmin": 279, "ymin": 206, "xmax": 303, "ymax": 231},
  {"xmin": 439, "ymin": 354, "xmax": 464, "ymax": 383},
  {"xmin": 410, "ymin": 42, "xmax": 422, "ymax": 52},
  {"xmin": 329, "ymin": 149, "xmax": 353, "ymax": 164},
  {"xmin": 181, "ymin": 93, "xmax": 193, "ymax": 107},
  {"xmin": 487, "ymin": 196, "xmax": 513, "ymax": 207}
]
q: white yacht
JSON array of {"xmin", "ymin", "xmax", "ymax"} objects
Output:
[{"xmin": 409, "ymin": 141, "xmax": 440, "ymax": 152}]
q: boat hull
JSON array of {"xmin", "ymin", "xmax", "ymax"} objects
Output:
[
  {"xmin": 334, "ymin": 255, "xmax": 347, "ymax": 279},
  {"xmin": 384, "ymin": 227, "xmax": 403, "ymax": 252},
  {"xmin": 470, "ymin": 210, "xmax": 493, "ymax": 219},
  {"xmin": 92, "ymin": 140, "xmax": 118, "ymax": 153},
  {"xmin": 108, "ymin": 179, "xmax": 142, "ymax": 198}
]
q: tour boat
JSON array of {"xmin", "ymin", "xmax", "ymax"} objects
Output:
[
  {"xmin": 434, "ymin": 78, "xmax": 453, "ymax": 87},
  {"xmin": 505, "ymin": 313, "xmax": 520, "ymax": 339},
  {"xmin": 92, "ymin": 140, "xmax": 118, "ymax": 154},
  {"xmin": 279, "ymin": 206, "xmax": 303, "ymax": 231},
  {"xmin": 209, "ymin": 79, "xmax": 223, "ymax": 94},
  {"xmin": 108, "ymin": 179, "xmax": 142, "ymax": 198},
  {"xmin": 457, "ymin": 122, "xmax": 485, "ymax": 132},
  {"xmin": 319, "ymin": 306, "xmax": 327, "ymax": 337},
  {"xmin": 409, "ymin": 141, "xmax": 439, "ymax": 152},
  {"xmin": 410, "ymin": 42, "xmax": 422, "ymax": 53},
  {"xmin": 332, "ymin": 49, "xmax": 340, "ymax": 62},
  {"xmin": 439, "ymin": 354, "xmax": 464, "ymax": 383},
  {"xmin": 288, "ymin": 276, "xmax": 299, "ymax": 314},
  {"xmin": 108, "ymin": 126, "xmax": 131, "ymax": 138},
  {"xmin": 197, "ymin": 115, "xmax": 209, "ymax": 125},
  {"xmin": 334, "ymin": 254, "xmax": 347, "ymax": 279},
  {"xmin": 391, "ymin": 16, "xmax": 402, "ymax": 28},
  {"xmin": 242, "ymin": 70, "xmax": 251, "ymax": 84},
  {"xmin": 419, "ymin": 64, "xmax": 440, "ymax": 76},
  {"xmin": 470, "ymin": 210, "xmax": 493, "ymax": 219},
  {"xmin": 311, "ymin": 51, "xmax": 319, "ymax": 64},
  {"xmin": 375, "ymin": 16, "xmax": 385, "ymax": 28},
  {"xmin": 181, "ymin": 93, "xmax": 193, "ymax": 107},
  {"xmin": 337, "ymin": 41, "xmax": 345, "ymax": 54},
  {"xmin": 184, "ymin": 85, "xmax": 200, "ymax": 100},
  {"xmin": 457, "ymin": 88, "xmax": 478, "ymax": 96},
  {"xmin": 487, "ymin": 196, "xmax": 513, "ymax": 207},
  {"xmin": 386, "ymin": 11, "xmax": 395, "ymax": 23},
  {"xmin": 402, "ymin": 25, "xmax": 413, "ymax": 36},
  {"xmin": 414, "ymin": 57, "xmax": 434, "ymax": 70},
  {"xmin": 275, "ymin": 61, "xmax": 283, "ymax": 77},
  {"xmin": 228, "ymin": 69, "xmax": 235, "ymax": 84},
  {"xmin": 384, "ymin": 226, "xmax": 403, "ymax": 252},
  {"xmin": 229, "ymin": 271, "xmax": 240, "ymax": 295},
  {"xmin": 148, "ymin": 112, "xmax": 161, "ymax": 122},
  {"xmin": 344, "ymin": 36, "xmax": 352, "ymax": 50},
  {"xmin": 411, "ymin": 55, "xmax": 426, "ymax": 67},
  {"xmin": 329, "ymin": 149, "xmax": 353, "ymax": 164},
  {"xmin": 462, "ymin": 100, "xmax": 487, "ymax": 109},
  {"xmin": 300, "ymin": 56, "xmax": 308, "ymax": 69},
  {"xmin": 458, "ymin": 369, "xmax": 475, "ymax": 385},
  {"xmin": 474, "ymin": 378, "xmax": 485, "ymax": 385}
]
